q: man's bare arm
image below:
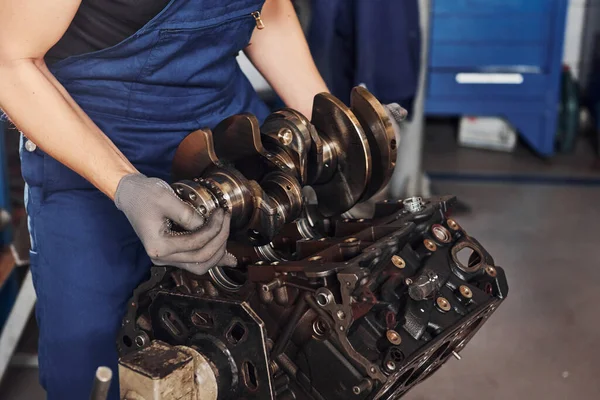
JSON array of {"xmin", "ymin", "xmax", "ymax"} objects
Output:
[
  {"xmin": 244, "ymin": 0, "xmax": 329, "ymax": 118},
  {"xmin": 0, "ymin": 0, "xmax": 138, "ymax": 199}
]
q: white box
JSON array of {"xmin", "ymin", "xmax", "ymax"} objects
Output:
[{"xmin": 458, "ymin": 116, "xmax": 517, "ymax": 152}]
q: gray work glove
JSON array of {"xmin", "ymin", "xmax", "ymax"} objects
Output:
[{"xmin": 115, "ymin": 174, "xmax": 236, "ymax": 275}]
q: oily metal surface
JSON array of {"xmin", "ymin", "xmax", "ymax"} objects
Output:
[
  {"xmin": 172, "ymin": 129, "xmax": 223, "ymax": 181},
  {"xmin": 351, "ymin": 86, "xmax": 397, "ymax": 201},
  {"xmin": 212, "ymin": 114, "xmax": 295, "ymax": 181},
  {"xmin": 310, "ymin": 93, "xmax": 371, "ymax": 217},
  {"xmin": 261, "ymin": 109, "xmax": 313, "ymax": 184}
]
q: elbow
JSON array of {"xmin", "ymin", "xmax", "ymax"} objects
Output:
[{"xmin": 0, "ymin": 48, "xmax": 43, "ymax": 70}]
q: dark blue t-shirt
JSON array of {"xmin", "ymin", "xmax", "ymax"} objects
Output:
[{"xmin": 46, "ymin": 0, "xmax": 170, "ymax": 64}]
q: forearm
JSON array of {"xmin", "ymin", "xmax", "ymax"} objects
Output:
[
  {"xmin": 244, "ymin": 0, "xmax": 328, "ymax": 118},
  {"xmin": 0, "ymin": 59, "xmax": 137, "ymax": 198}
]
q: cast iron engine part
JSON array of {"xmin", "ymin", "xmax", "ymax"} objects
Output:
[
  {"xmin": 118, "ymin": 88, "xmax": 509, "ymax": 399},
  {"xmin": 119, "ymin": 201, "xmax": 508, "ymax": 399}
]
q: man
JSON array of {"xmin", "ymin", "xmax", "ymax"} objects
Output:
[{"xmin": 0, "ymin": 0, "xmax": 328, "ymax": 398}]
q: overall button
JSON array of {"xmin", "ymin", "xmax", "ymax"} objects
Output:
[{"xmin": 24, "ymin": 140, "xmax": 37, "ymax": 152}]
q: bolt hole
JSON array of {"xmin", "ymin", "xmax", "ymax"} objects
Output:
[
  {"xmin": 485, "ymin": 283, "xmax": 493, "ymax": 295},
  {"xmin": 431, "ymin": 224, "xmax": 451, "ymax": 243},
  {"xmin": 247, "ymin": 229, "xmax": 264, "ymax": 244},
  {"xmin": 313, "ymin": 318, "xmax": 329, "ymax": 337},
  {"xmin": 285, "ymin": 185, "xmax": 291, "ymax": 191},
  {"xmin": 134, "ymin": 336, "xmax": 146, "ymax": 348},
  {"xmin": 390, "ymin": 139, "xmax": 397, "ymax": 150},
  {"xmin": 390, "ymin": 347, "xmax": 405, "ymax": 362},
  {"xmin": 242, "ymin": 361, "xmax": 259, "ymax": 391},
  {"xmin": 316, "ymin": 293, "xmax": 330, "ymax": 306}
]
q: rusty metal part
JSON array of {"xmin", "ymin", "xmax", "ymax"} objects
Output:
[
  {"xmin": 311, "ymin": 93, "xmax": 371, "ymax": 216},
  {"xmin": 120, "ymin": 89, "xmax": 510, "ymax": 399},
  {"xmin": 212, "ymin": 114, "xmax": 296, "ymax": 180},
  {"xmin": 120, "ymin": 197, "xmax": 509, "ymax": 400},
  {"xmin": 118, "ymin": 342, "xmax": 219, "ymax": 400},
  {"xmin": 119, "ymin": 341, "xmax": 199, "ymax": 400},
  {"xmin": 351, "ymin": 86, "xmax": 398, "ymax": 201},
  {"xmin": 172, "ymin": 129, "xmax": 223, "ymax": 181}
]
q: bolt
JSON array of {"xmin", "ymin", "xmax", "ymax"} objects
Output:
[
  {"xmin": 336, "ymin": 310, "xmax": 346, "ymax": 320},
  {"xmin": 188, "ymin": 192, "xmax": 197, "ymax": 201},
  {"xmin": 277, "ymin": 128, "xmax": 294, "ymax": 145},
  {"xmin": 176, "ymin": 187, "xmax": 184, "ymax": 195},
  {"xmin": 405, "ymin": 278, "xmax": 413, "ymax": 285},
  {"xmin": 134, "ymin": 335, "xmax": 147, "ymax": 348},
  {"xmin": 452, "ymin": 351, "xmax": 462, "ymax": 360},
  {"xmin": 391, "ymin": 255, "xmax": 406, "ymax": 269},
  {"xmin": 436, "ymin": 297, "xmax": 451, "ymax": 312},
  {"xmin": 262, "ymin": 279, "xmax": 282, "ymax": 292},
  {"xmin": 485, "ymin": 266, "xmax": 497, "ymax": 277},
  {"xmin": 352, "ymin": 380, "xmax": 373, "ymax": 396},
  {"xmin": 459, "ymin": 285, "xmax": 473, "ymax": 299},
  {"xmin": 386, "ymin": 330, "xmax": 402, "ymax": 345},
  {"xmin": 385, "ymin": 361, "xmax": 397, "ymax": 372}
]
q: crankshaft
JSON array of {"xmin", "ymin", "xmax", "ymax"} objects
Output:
[{"xmin": 171, "ymin": 87, "xmax": 404, "ymax": 245}]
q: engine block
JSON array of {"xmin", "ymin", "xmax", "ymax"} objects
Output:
[{"xmin": 117, "ymin": 88, "xmax": 508, "ymax": 400}]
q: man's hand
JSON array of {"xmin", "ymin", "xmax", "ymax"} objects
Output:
[{"xmin": 115, "ymin": 174, "xmax": 236, "ymax": 275}]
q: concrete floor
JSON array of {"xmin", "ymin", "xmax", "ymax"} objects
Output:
[{"xmin": 1, "ymin": 122, "xmax": 599, "ymax": 399}]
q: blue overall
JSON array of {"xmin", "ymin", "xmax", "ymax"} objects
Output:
[{"xmin": 20, "ymin": 1, "xmax": 268, "ymax": 398}]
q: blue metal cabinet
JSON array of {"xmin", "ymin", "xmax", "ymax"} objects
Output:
[{"xmin": 425, "ymin": 0, "xmax": 568, "ymax": 156}]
